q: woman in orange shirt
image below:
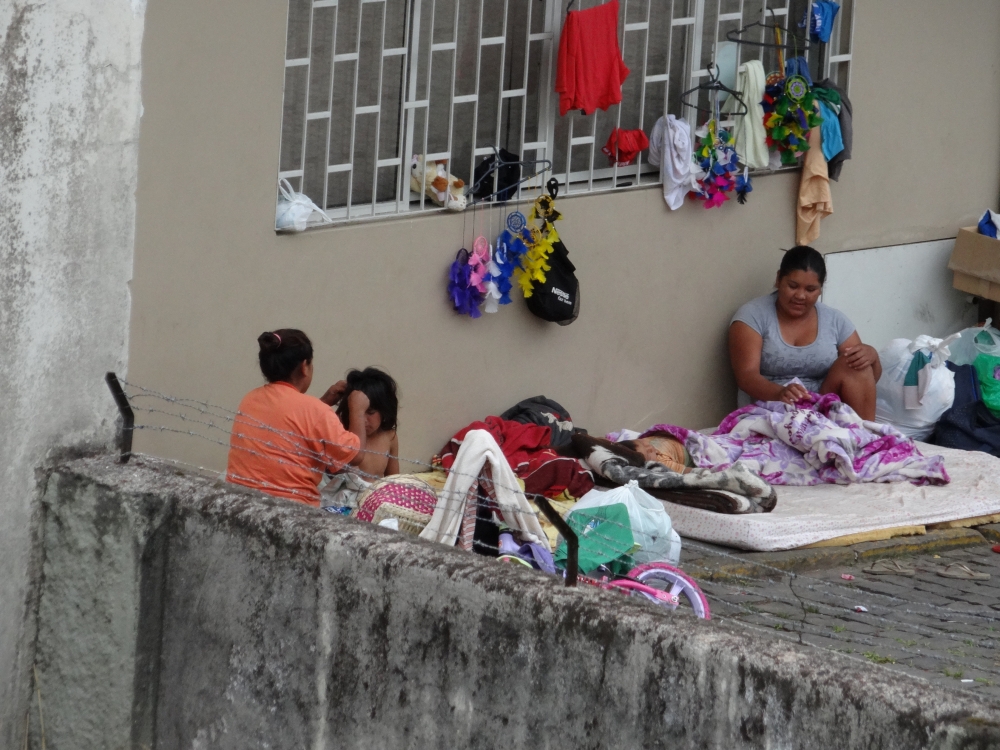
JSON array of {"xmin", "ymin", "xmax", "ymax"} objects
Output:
[{"xmin": 226, "ymin": 329, "xmax": 370, "ymax": 505}]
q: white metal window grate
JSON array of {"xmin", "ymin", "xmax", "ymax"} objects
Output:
[{"xmin": 277, "ymin": 0, "xmax": 855, "ymax": 226}]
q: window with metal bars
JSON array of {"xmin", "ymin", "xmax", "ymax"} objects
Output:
[{"xmin": 277, "ymin": 0, "xmax": 854, "ymax": 226}]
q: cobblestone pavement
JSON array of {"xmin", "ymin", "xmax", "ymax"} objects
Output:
[{"xmin": 689, "ymin": 541, "xmax": 1000, "ymax": 702}]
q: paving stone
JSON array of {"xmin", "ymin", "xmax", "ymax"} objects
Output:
[{"xmin": 702, "ymin": 541, "xmax": 1000, "ymax": 699}]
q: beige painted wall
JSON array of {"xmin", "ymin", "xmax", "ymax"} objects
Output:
[{"xmin": 130, "ymin": 0, "xmax": 1000, "ymax": 473}]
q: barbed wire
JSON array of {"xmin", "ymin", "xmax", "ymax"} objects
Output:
[
  {"xmin": 138, "ymin": 451, "xmax": 1000, "ymax": 678},
  {"xmin": 123, "ymin": 387, "xmax": 1000, "ymax": 626},
  {"xmin": 111, "ymin": 377, "xmax": 1000, "ymax": 681}
]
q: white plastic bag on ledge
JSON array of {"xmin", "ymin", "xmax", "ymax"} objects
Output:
[
  {"xmin": 875, "ymin": 334, "xmax": 958, "ymax": 441},
  {"xmin": 275, "ymin": 178, "xmax": 333, "ymax": 232}
]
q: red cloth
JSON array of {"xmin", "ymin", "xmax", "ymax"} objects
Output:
[
  {"xmin": 438, "ymin": 416, "xmax": 594, "ymax": 499},
  {"xmin": 602, "ymin": 128, "xmax": 649, "ymax": 166},
  {"xmin": 556, "ymin": 0, "xmax": 630, "ymax": 116}
]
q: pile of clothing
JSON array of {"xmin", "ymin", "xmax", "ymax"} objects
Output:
[
  {"xmin": 435, "ymin": 415, "xmax": 594, "ymax": 499},
  {"xmin": 650, "ymin": 390, "xmax": 949, "ymax": 486}
]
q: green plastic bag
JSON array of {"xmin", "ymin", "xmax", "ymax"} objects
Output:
[
  {"xmin": 974, "ymin": 352, "xmax": 1000, "ymax": 418},
  {"xmin": 554, "ymin": 502, "xmax": 638, "ymax": 577}
]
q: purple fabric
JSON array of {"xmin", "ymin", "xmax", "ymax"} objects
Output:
[{"xmin": 641, "ymin": 390, "xmax": 950, "ymax": 486}]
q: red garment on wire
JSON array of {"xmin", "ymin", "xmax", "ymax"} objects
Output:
[
  {"xmin": 602, "ymin": 127, "xmax": 649, "ymax": 166},
  {"xmin": 437, "ymin": 416, "xmax": 594, "ymax": 499},
  {"xmin": 556, "ymin": 0, "xmax": 630, "ymax": 116}
]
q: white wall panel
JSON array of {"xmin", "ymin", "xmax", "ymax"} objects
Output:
[{"xmin": 822, "ymin": 240, "xmax": 977, "ymax": 352}]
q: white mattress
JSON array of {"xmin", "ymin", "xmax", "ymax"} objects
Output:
[{"xmin": 665, "ymin": 444, "xmax": 1000, "ymax": 552}]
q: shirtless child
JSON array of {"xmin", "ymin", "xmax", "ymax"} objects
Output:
[{"xmin": 332, "ymin": 367, "xmax": 399, "ymax": 479}]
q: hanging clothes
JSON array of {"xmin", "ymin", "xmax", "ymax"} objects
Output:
[
  {"xmin": 420, "ymin": 429, "xmax": 549, "ymax": 550},
  {"xmin": 724, "ymin": 60, "xmax": 768, "ymax": 169},
  {"xmin": 647, "ymin": 115, "xmax": 693, "ymax": 210},
  {"xmin": 796, "ymin": 114, "xmax": 833, "ymax": 244},
  {"xmin": 816, "ymin": 99, "xmax": 844, "ymax": 161},
  {"xmin": 814, "ymin": 78, "xmax": 852, "ymax": 181},
  {"xmin": 556, "ymin": 0, "xmax": 630, "ymax": 116},
  {"xmin": 602, "ymin": 127, "xmax": 649, "ymax": 166},
  {"xmin": 803, "ymin": 1, "xmax": 840, "ymax": 43}
]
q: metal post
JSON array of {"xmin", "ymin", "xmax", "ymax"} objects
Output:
[
  {"xmin": 534, "ymin": 495, "xmax": 578, "ymax": 587},
  {"xmin": 105, "ymin": 372, "xmax": 134, "ymax": 464}
]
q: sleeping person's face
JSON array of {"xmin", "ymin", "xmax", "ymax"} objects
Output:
[{"xmin": 775, "ymin": 269, "xmax": 822, "ymax": 318}]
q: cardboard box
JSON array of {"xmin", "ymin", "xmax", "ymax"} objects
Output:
[{"xmin": 949, "ymin": 226, "xmax": 1000, "ymax": 303}]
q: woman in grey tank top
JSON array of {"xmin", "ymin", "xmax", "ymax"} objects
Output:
[{"xmin": 729, "ymin": 246, "xmax": 882, "ymax": 420}]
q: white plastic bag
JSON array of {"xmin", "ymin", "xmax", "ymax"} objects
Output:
[
  {"xmin": 275, "ymin": 178, "xmax": 333, "ymax": 232},
  {"xmin": 567, "ymin": 481, "xmax": 681, "ymax": 565},
  {"xmin": 949, "ymin": 318, "xmax": 1000, "ymax": 366},
  {"xmin": 875, "ymin": 334, "xmax": 958, "ymax": 440}
]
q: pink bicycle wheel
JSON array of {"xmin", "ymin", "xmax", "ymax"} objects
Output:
[
  {"xmin": 626, "ymin": 562, "xmax": 711, "ymax": 620},
  {"xmin": 604, "ymin": 579, "xmax": 680, "ymax": 609}
]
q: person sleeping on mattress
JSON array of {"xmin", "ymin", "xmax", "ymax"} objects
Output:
[{"xmin": 728, "ymin": 245, "xmax": 882, "ymax": 420}]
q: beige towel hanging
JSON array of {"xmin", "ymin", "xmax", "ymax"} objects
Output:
[{"xmin": 796, "ymin": 117, "xmax": 833, "ymax": 245}]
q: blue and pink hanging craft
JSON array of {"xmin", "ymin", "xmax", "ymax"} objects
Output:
[{"xmin": 447, "ymin": 210, "xmax": 530, "ymax": 318}]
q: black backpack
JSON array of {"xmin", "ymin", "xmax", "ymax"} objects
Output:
[{"xmin": 525, "ymin": 239, "xmax": 580, "ymax": 325}]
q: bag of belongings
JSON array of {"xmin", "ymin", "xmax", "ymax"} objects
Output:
[
  {"xmin": 524, "ymin": 239, "xmax": 580, "ymax": 325},
  {"xmin": 876, "ymin": 334, "xmax": 959, "ymax": 440},
  {"xmin": 554, "ymin": 481, "xmax": 681, "ymax": 576}
]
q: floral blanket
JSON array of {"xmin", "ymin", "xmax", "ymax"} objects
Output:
[{"xmin": 642, "ymin": 391, "xmax": 949, "ymax": 486}]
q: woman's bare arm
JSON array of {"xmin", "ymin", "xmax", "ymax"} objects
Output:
[
  {"xmin": 839, "ymin": 331, "xmax": 882, "ymax": 381},
  {"xmin": 729, "ymin": 322, "xmax": 803, "ymax": 402}
]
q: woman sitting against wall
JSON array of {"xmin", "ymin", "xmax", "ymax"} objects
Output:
[
  {"xmin": 728, "ymin": 246, "xmax": 882, "ymax": 420},
  {"xmin": 226, "ymin": 329, "xmax": 370, "ymax": 505}
]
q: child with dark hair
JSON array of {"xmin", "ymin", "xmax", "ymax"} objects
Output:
[
  {"xmin": 226, "ymin": 329, "xmax": 371, "ymax": 506},
  {"xmin": 335, "ymin": 367, "xmax": 400, "ymax": 479}
]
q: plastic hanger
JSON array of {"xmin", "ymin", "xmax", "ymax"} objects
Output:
[
  {"xmin": 725, "ymin": 8, "xmax": 808, "ymax": 51},
  {"xmin": 680, "ymin": 64, "xmax": 749, "ymax": 117},
  {"xmin": 466, "ymin": 146, "xmax": 554, "ymax": 207}
]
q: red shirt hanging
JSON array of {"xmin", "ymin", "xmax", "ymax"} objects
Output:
[{"xmin": 556, "ymin": 0, "xmax": 630, "ymax": 116}]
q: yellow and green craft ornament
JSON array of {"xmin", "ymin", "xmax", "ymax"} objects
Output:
[
  {"xmin": 515, "ymin": 194, "xmax": 561, "ymax": 297},
  {"xmin": 762, "ymin": 75, "xmax": 822, "ymax": 165}
]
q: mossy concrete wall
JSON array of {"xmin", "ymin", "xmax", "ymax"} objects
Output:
[
  {"xmin": 0, "ymin": 0, "xmax": 144, "ymax": 743},
  {"xmin": 33, "ymin": 456, "xmax": 1000, "ymax": 749}
]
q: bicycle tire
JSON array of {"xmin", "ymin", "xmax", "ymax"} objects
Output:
[{"xmin": 626, "ymin": 562, "xmax": 711, "ymax": 620}]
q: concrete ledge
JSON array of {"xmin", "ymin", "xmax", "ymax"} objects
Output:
[
  {"xmin": 34, "ymin": 457, "xmax": 1000, "ymax": 749},
  {"xmin": 977, "ymin": 524, "xmax": 1000, "ymax": 544},
  {"xmin": 684, "ymin": 529, "xmax": 990, "ymax": 581}
]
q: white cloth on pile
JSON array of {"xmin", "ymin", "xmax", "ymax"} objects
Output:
[
  {"xmin": 648, "ymin": 115, "xmax": 693, "ymax": 210},
  {"xmin": 725, "ymin": 60, "xmax": 769, "ymax": 169},
  {"xmin": 419, "ymin": 429, "xmax": 549, "ymax": 549}
]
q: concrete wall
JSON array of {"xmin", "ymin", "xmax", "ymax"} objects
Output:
[
  {"xmin": 32, "ymin": 456, "xmax": 1000, "ymax": 749},
  {"xmin": 127, "ymin": 0, "xmax": 1000, "ymax": 474},
  {"xmin": 0, "ymin": 1, "xmax": 144, "ymax": 746}
]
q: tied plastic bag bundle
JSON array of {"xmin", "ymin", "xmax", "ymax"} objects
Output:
[
  {"xmin": 875, "ymin": 334, "xmax": 959, "ymax": 440},
  {"xmin": 275, "ymin": 178, "xmax": 333, "ymax": 232},
  {"xmin": 951, "ymin": 319, "xmax": 1000, "ymax": 417},
  {"xmin": 553, "ymin": 481, "xmax": 681, "ymax": 576},
  {"xmin": 948, "ymin": 318, "xmax": 1000, "ymax": 366}
]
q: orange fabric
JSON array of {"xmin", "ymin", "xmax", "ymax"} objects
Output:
[
  {"xmin": 226, "ymin": 382, "xmax": 360, "ymax": 505},
  {"xmin": 796, "ymin": 116, "xmax": 833, "ymax": 244}
]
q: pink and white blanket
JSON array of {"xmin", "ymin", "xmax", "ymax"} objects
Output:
[{"xmin": 643, "ymin": 392, "xmax": 949, "ymax": 486}]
